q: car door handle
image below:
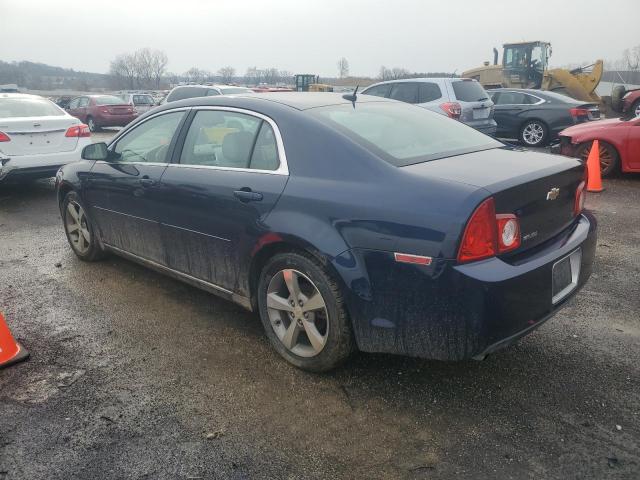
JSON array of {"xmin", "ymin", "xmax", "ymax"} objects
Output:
[
  {"xmin": 139, "ymin": 177, "xmax": 156, "ymax": 187},
  {"xmin": 234, "ymin": 189, "xmax": 263, "ymax": 202}
]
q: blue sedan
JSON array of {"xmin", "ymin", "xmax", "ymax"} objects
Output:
[{"xmin": 56, "ymin": 92, "xmax": 596, "ymax": 371}]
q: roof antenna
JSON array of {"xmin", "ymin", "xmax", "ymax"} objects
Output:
[{"xmin": 342, "ymin": 85, "xmax": 359, "ymax": 107}]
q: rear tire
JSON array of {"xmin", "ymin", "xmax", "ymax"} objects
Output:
[
  {"xmin": 86, "ymin": 116, "xmax": 100, "ymax": 132},
  {"xmin": 62, "ymin": 191, "xmax": 106, "ymax": 261},
  {"xmin": 576, "ymin": 141, "xmax": 619, "ymax": 177},
  {"xmin": 257, "ymin": 252, "xmax": 355, "ymax": 372},
  {"xmin": 519, "ymin": 120, "xmax": 548, "ymax": 147}
]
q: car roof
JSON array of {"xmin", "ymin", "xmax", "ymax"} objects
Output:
[
  {"xmin": 172, "ymin": 84, "xmax": 251, "ymax": 90},
  {"xmin": 167, "ymin": 92, "xmax": 394, "ymax": 111}
]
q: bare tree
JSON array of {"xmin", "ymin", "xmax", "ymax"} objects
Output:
[
  {"xmin": 149, "ymin": 50, "xmax": 168, "ymax": 88},
  {"xmin": 263, "ymin": 67, "xmax": 280, "ymax": 85},
  {"xmin": 623, "ymin": 45, "xmax": 640, "ymax": 71},
  {"xmin": 245, "ymin": 67, "xmax": 262, "ymax": 86},
  {"xmin": 110, "ymin": 53, "xmax": 137, "ymax": 89},
  {"xmin": 337, "ymin": 57, "xmax": 350, "ymax": 78},
  {"xmin": 378, "ymin": 66, "xmax": 392, "ymax": 81},
  {"xmin": 184, "ymin": 67, "xmax": 207, "ymax": 83},
  {"xmin": 218, "ymin": 66, "xmax": 235, "ymax": 84}
]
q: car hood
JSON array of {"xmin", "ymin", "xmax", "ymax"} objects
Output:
[{"xmin": 560, "ymin": 118, "xmax": 628, "ymax": 137}]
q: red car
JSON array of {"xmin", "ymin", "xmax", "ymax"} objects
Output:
[
  {"xmin": 66, "ymin": 95, "xmax": 138, "ymax": 132},
  {"xmin": 558, "ymin": 116, "xmax": 640, "ymax": 176},
  {"xmin": 622, "ymin": 89, "xmax": 640, "ymax": 119}
]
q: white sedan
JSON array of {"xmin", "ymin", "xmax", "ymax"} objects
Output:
[{"xmin": 0, "ymin": 93, "xmax": 91, "ymax": 183}]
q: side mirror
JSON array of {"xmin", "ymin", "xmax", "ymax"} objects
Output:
[{"xmin": 82, "ymin": 142, "xmax": 109, "ymax": 161}]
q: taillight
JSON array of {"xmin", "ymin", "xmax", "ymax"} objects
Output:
[
  {"xmin": 457, "ymin": 197, "xmax": 522, "ymax": 263},
  {"xmin": 569, "ymin": 107, "xmax": 589, "ymax": 120},
  {"xmin": 496, "ymin": 214, "xmax": 520, "ymax": 253},
  {"xmin": 0, "ymin": 131, "xmax": 10, "ymax": 142},
  {"xmin": 574, "ymin": 179, "xmax": 586, "ymax": 216},
  {"xmin": 440, "ymin": 102, "xmax": 462, "ymax": 119},
  {"xmin": 65, "ymin": 124, "xmax": 91, "ymax": 138}
]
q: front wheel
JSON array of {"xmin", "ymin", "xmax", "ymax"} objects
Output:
[
  {"xmin": 257, "ymin": 252, "xmax": 355, "ymax": 372},
  {"xmin": 576, "ymin": 141, "xmax": 619, "ymax": 177},
  {"xmin": 86, "ymin": 116, "xmax": 100, "ymax": 132},
  {"xmin": 62, "ymin": 191, "xmax": 106, "ymax": 261},
  {"xmin": 631, "ymin": 99, "xmax": 640, "ymax": 119},
  {"xmin": 519, "ymin": 120, "xmax": 548, "ymax": 147}
]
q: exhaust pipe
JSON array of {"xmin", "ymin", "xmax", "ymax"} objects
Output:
[{"xmin": 493, "ymin": 48, "xmax": 499, "ymax": 66}]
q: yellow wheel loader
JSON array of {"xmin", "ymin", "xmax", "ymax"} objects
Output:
[{"xmin": 462, "ymin": 41, "xmax": 603, "ymax": 105}]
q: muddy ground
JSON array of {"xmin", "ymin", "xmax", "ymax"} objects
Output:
[{"xmin": 1, "ymin": 132, "xmax": 639, "ymax": 479}]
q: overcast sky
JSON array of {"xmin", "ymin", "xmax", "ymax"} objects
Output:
[{"xmin": 0, "ymin": 0, "xmax": 638, "ymax": 77}]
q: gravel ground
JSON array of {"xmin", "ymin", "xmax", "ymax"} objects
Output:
[{"xmin": 1, "ymin": 134, "xmax": 639, "ymax": 479}]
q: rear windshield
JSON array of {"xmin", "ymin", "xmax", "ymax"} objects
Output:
[
  {"xmin": 311, "ymin": 102, "xmax": 501, "ymax": 167},
  {"xmin": 0, "ymin": 97, "xmax": 64, "ymax": 118},
  {"xmin": 95, "ymin": 95, "xmax": 126, "ymax": 105},
  {"xmin": 167, "ymin": 87, "xmax": 207, "ymax": 102},
  {"xmin": 452, "ymin": 80, "xmax": 489, "ymax": 102},
  {"xmin": 220, "ymin": 87, "xmax": 253, "ymax": 95}
]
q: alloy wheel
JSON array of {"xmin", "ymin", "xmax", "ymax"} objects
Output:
[
  {"xmin": 634, "ymin": 103, "xmax": 640, "ymax": 118},
  {"xmin": 87, "ymin": 117, "xmax": 95, "ymax": 132},
  {"xmin": 266, "ymin": 268, "xmax": 329, "ymax": 358},
  {"xmin": 522, "ymin": 122, "xmax": 544, "ymax": 145},
  {"xmin": 65, "ymin": 201, "xmax": 91, "ymax": 254},
  {"xmin": 579, "ymin": 143, "xmax": 613, "ymax": 174}
]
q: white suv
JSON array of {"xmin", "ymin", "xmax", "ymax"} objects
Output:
[
  {"xmin": 0, "ymin": 93, "xmax": 91, "ymax": 183},
  {"xmin": 362, "ymin": 78, "xmax": 497, "ymax": 136}
]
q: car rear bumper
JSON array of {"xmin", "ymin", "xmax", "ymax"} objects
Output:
[
  {"xmin": 467, "ymin": 120, "xmax": 497, "ymax": 136},
  {"xmin": 0, "ymin": 140, "xmax": 89, "ymax": 183},
  {"xmin": 95, "ymin": 113, "xmax": 138, "ymax": 127},
  {"xmin": 339, "ymin": 212, "xmax": 597, "ymax": 360}
]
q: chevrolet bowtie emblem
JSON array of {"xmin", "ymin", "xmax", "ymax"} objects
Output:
[{"xmin": 546, "ymin": 187, "xmax": 560, "ymax": 200}]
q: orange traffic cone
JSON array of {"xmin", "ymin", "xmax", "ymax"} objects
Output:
[
  {"xmin": 0, "ymin": 312, "xmax": 29, "ymax": 369},
  {"xmin": 586, "ymin": 139, "xmax": 604, "ymax": 193}
]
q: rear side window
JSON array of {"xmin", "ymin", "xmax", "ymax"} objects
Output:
[
  {"xmin": 363, "ymin": 84, "xmax": 391, "ymax": 98},
  {"xmin": 180, "ymin": 110, "xmax": 279, "ymax": 170},
  {"xmin": 0, "ymin": 97, "xmax": 64, "ymax": 117},
  {"xmin": 167, "ymin": 87, "xmax": 207, "ymax": 102},
  {"xmin": 451, "ymin": 80, "xmax": 489, "ymax": 102},
  {"xmin": 418, "ymin": 82, "xmax": 442, "ymax": 103},
  {"xmin": 494, "ymin": 92, "xmax": 527, "ymax": 105},
  {"xmin": 389, "ymin": 83, "xmax": 419, "ymax": 104}
]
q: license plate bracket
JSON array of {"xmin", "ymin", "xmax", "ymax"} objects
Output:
[{"xmin": 552, "ymin": 249, "xmax": 582, "ymax": 304}]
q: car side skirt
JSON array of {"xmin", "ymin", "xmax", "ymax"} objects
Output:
[{"xmin": 103, "ymin": 243, "xmax": 253, "ymax": 311}]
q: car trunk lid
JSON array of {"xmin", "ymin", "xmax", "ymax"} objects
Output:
[
  {"xmin": 101, "ymin": 104, "xmax": 135, "ymax": 115},
  {"xmin": 0, "ymin": 116, "xmax": 79, "ymax": 155},
  {"xmin": 403, "ymin": 147, "xmax": 584, "ymax": 252}
]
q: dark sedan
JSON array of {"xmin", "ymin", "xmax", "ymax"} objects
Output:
[
  {"xmin": 55, "ymin": 93, "xmax": 596, "ymax": 372},
  {"xmin": 488, "ymin": 89, "xmax": 600, "ymax": 147}
]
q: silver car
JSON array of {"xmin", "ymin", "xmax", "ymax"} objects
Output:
[
  {"xmin": 118, "ymin": 93, "xmax": 156, "ymax": 114},
  {"xmin": 362, "ymin": 77, "xmax": 497, "ymax": 135}
]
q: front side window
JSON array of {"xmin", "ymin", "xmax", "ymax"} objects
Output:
[
  {"xmin": 311, "ymin": 102, "xmax": 501, "ymax": 167},
  {"xmin": 78, "ymin": 97, "xmax": 89, "ymax": 107},
  {"xmin": 363, "ymin": 84, "xmax": 391, "ymax": 98},
  {"xmin": 68, "ymin": 98, "xmax": 80, "ymax": 109},
  {"xmin": 180, "ymin": 110, "xmax": 279, "ymax": 170},
  {"xmin": 113, "ymin": 112, "xmax": 184, "ymax": 163},
  {"xmin": 389, "ymin": 83, "xmax": 419, "ymax": 104}
]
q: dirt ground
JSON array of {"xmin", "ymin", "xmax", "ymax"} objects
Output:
[{"xmin": 1, "ymin": 133, "xmax": 639, "ymax": 479}]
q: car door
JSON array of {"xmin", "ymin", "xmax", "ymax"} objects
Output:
[
  {"xmin": 626, "ymin": 119, "xmax": 640, "ymax": 170},
  {"xmin": 76, "ymin": 97, "xmax": 90, "ymax": 123},
  {"xmin": 86, "ymin": 109, "xmax": 187, "ymax": 263},
  {"xmin": 491, "ymin": 91, "xmax": 528, "ymax": 137},
  {"xmin": 157, "ymin": 108, "xmax": 288, "ymax": 292}
]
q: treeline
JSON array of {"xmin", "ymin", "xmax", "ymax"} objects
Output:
[{"xmin": 0, "ymin": 60, "xmax": 110, "ymax": 91}]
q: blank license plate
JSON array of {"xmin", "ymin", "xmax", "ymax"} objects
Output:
[
  {"xmin": 473, "ymin": 108, "xmax": 490, "ymax": 119},
  {"xmin": 552, "ymin": 249, "xmax": 582, "ymax": 304}
]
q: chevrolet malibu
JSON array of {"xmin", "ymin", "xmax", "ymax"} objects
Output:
[{"xmin": 55, "ymin": 93, "xmax": 597, "ymax": 372}]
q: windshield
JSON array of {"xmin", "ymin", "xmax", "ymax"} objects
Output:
[
  {"xmin": 220, "ymin": 87, "xmax": 253, "ymax": 94},
  {"xmin": 95, "ymin": 95, "xmax": 126, "ymax": 105},
  {"xmin": 0, "ymin": 97, "xmax": 64, "ymax": 118},
  {"xmin": 311, "ymin": 102, "xmax": 501, "ymax": 167}
]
